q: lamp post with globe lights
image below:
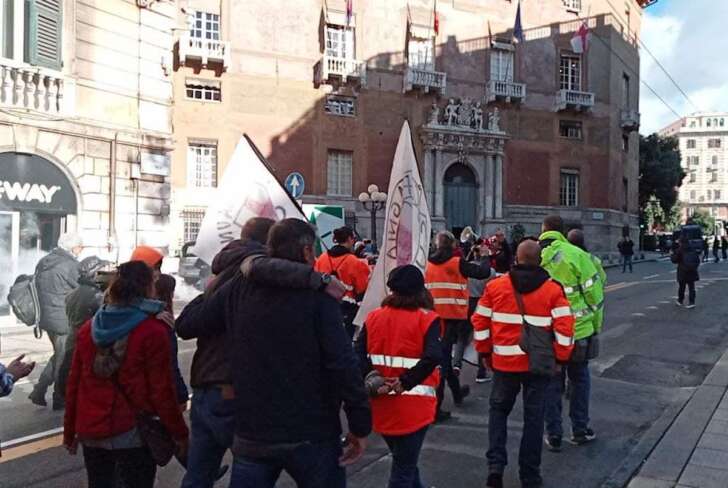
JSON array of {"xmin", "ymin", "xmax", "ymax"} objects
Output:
[{"xmin": 358, "ymin": 184, "xmax": 387, "ymax": 253}]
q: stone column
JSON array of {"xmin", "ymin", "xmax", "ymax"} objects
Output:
[
  {"xmin": 434, "ymin": 149, "xmax": 444, "ymax": 218},
  {"xmin": 495, "ymin": 154, "xmax": 503, "ymax": 219},
  {"xmin": 424, "ymin": 148, "xmax": 435, "ymax": 213},
  {"xmin": 484, "ymin": 154, "xmax": 494, "ymax": 219}
]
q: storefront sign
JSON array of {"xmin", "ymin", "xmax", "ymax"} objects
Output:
[{"xmin": 0, "ymin": 153, "xmax": 77, "ymax": 213}]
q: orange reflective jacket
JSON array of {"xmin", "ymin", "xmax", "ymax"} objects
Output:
[
  {"xmin": 314, "ymin": 251, "xmax": 370, "ymax": 303},
  {"xmin": 425, "ymin": 257, "xmax": 468, "ymax": 319}
]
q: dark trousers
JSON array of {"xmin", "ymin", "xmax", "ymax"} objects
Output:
[
  {"xmin": 382, "ymin": 427, "xmax": 428, "ymax": 488},
  {"xmin": 622, "ymin": 254, "xmax": 633, "ymax": 273},
  {"xmin": 487, "ymin": 371, "xmax": 549, "ymax": 485},
  {"xmin": 714, "ymin": 250, "xmax": 720, "ymax": 263},
  {"xmin": 229, "ymin": 439, "xmax": 344, "ymax": 488},
  {"xmin": 452, "ymin": 321, "xmax": 472, "ymax": 370},
  {"xmin": 341, "ymin": 302, "xmax": 359, "ymax": 340},
  {"xmin": 181, "ymin": 387, "xmax": 235, "ymax": 488},
  {"xmin": 722, "ymin": 247, "xmax": 727, "ymax": 260},
  {"xmin": 437, "ymin": 320, "xmax": 465, "ymax": 412},
  {"xmin": 82, "ymin": 445, "xmax": 156, "ymax": 488},
  {"xmin": 678, "ymin": 281, "xmax": 696, "ymax": 304},
  {"xmin": 33, "ymin": 331, "xmax": 67, "ymax": 403},
  {"xmin": 544, "ymin": 361, "xmax": 591, "ymax": 437}
]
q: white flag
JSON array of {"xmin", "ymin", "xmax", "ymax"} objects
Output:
[
  {"xmin": 570, "ymin": 21, "xmax": 590, "ymax": 54},
  {"xmin": 354, "ymin": 121, "xmax": 432, "ymax": 326},
  {"xmin": 192, "ymin": 136, "xmax": 305, "ymax": 265}
]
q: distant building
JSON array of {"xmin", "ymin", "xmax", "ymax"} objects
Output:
[
  {"xmin": 170, "ymin": 0, "xmax": 652, "ymax": 253},
  {"xmin": 659, "ymin": 113, "xmax": 728, "ymax": 224}
]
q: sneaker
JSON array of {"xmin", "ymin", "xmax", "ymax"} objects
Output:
[
  {"xmin": 454, "ymin": 385, "xmax": 471, "ymax": 406},
  {"xmin": 544, "ymin": 435, "xmax": 562, "ymax": 452},
  {"xmin": 435, "ymin": 410, "xmax": 452, "ymax": 423},
  {"xmin": 674, "ymin": 300, "xmax": 683, "ymax": 307},
  {"xmin": 685, "ymin": 303, "xmax": 696, "ymax": 309},
  {"xmin": 29, "ymin": 391, "xmax": 47, "ymax": 407},
  {"xmin": 476, "ymin": 370, "xmax": 491, "ymax": 383},
  {"xmin": 486, "ymin": 473, "xmax": 503, "ymax": 488},
  {"xmin": 569, "ymin": 428, "xmax": 596, "ymax": 445}
]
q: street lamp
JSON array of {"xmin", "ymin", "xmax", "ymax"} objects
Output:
[{"xmin": 358, "ymin": 184, "xmax": 387, "ymax": 254}]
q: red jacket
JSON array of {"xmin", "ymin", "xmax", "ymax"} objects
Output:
[
  {"xmin": 471, "ymin": 273, "xmax": 575, "ymax": 373},
  {"xmin": 64, "ymin": 318, "xmax": 189, "ymax": 446}
]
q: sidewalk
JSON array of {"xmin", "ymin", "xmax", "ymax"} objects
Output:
[
  {"xmin": 627, "ymin": 348, "xmax": 728, "ymax": 488},
  {"xmin": 601, "ymin": 251, "xmax": 666, "ymax": 270}
]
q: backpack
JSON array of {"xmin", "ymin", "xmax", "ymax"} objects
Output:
[
  {"xmin": 6, "ymin": 274, "xmax": 43, "ymax": 338},
  {"xmin": 683, "ymin": 250, "xmax": 700, "ymax": 272}
]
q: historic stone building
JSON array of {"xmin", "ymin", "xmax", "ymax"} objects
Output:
[
  {"xmin": 660, "ymin": 112, "xmax": 728, "ymax": 225},
  {"xmin": 171, "ymin": 0, "xmax": 653, "ymax": 253},
  {"xmin": 0, "ymin": 0, "xmax": 177, "ymax": 281}
]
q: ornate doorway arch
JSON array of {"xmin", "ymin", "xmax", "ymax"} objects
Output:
[{"xmin": 444, "ymin": 162, "xmax": 477, "ymax": 234}]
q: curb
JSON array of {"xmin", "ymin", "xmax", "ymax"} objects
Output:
[{"xmin": 602, "ymin": 257, "xmax": 661, "ymax": 270}]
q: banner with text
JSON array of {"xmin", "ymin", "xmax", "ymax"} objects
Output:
[
  {"xmin": 192, "ymin": 136, "xmax": 305, "ymax": 265},
  {"xmin": 354, "ymin": 121, "xmax": 431, "ymax": 326}
]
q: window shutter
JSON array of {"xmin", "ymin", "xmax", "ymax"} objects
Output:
[{"xmin": 25, "ymin": 0, "xmax": 62, "ymax": 70}]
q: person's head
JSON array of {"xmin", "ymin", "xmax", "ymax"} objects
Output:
[
  {"xmin": 435, "ymin": 231, "xmax": 457, "ymax": 251},
  {"xmin": 58, "ymin": 232, "xmax": 83, "ymax": 257},
  {"xmin": 78, "ymin": 256, "xmax": 111, "ymax": 283},
  {"xmin": 542, "ymin": 215, "xmax": 564, "ymax": 235},
  {"xmin": 354, "ymin": 241, "xmax": 366, "ymax": 258},
  {"xmin": 333, "ymin": 226, "xmax": 356, "ymax": 250},
  {"xmin": 240, "ymin": 217, "xmax": 275, "ymax": 245},
  {"xmin": 154, "ymin": 274, "xmax": 176, "ymax": 313},
  {"xmin": 268, "ymin": 218, "xmax": 317, "ymax": 264},
  {"xmin": 567, "ymin": 229, "xmax": 586, "ymax": 251},
  {"xmin": 516, "ymin": 239, "xmax": 542, "ymax": 267},
  {"xmin": 130, "ymin": 245, "xmax": 164, "ymax": 280},
  {"xmin": 494, "ymin": 228, "xmax": 506, "ymax": 243},
  {"xmin": 382, "ymin": 264, "xmax": 433, "ymax": 310},
  {"xmin": 107, "ymin": 261, "xmax": 154, "ymax": 306}
]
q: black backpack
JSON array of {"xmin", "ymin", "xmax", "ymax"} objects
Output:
[{"xmin": 6, "ymin": 274, "xmax": 42, "ymax": 338}]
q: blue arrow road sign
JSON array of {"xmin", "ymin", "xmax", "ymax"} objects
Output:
[{"xmin": 285, "ymin": 172, "xmax": 305, "ymax": 199}]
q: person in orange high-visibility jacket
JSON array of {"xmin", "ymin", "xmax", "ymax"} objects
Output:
[
  {"xmin": 315, "ymin": 227, "xmax": 371, "ymax": 338},
  {"xmin": 472, "ymin": 240, "xmax": 574, "ymax": 488},
  {"xmin": 356, "ymin": 264, "xmax": 442, "ymax": 488},
  {"xmin": 425, "ymin": 231, "xmax": 491, "ymax": 422}
]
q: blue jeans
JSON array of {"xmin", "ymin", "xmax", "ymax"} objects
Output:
[
  {"xmin": 544, "ymin": 361, "xmax": 591, "ymax": 438},
  {"xmin": 382, "ymin": 427, "xmax": 428, "ymax": 488},
  {"xmin": 487, "ymin": 371, "xmax": 549, "ymax": 485},
  {"xmin": 229, "ymin": 439, "xmax": 345, "ymax": 488},
  {"xmin": 622, "ymin": 254, "xmax": 633, "ymax": 272},
  {"xmin": 181, "ymin": 387, "xmax": 235, "ymax": 488}
]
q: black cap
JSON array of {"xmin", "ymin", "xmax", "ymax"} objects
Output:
[
  {"xmin": 387, "ymin": 265, "xmax": 425, "ymax": 296},
  {"xmin": 79, "ymin": 256, "xmax": 111, "ymax": 281}
]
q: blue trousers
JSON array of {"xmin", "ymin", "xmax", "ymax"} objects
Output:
[
  {"xmin": 181, "ymin": 387, "xmax": 235, "ymax": 488},
  {"xmin": 229, "ymin": 439, "xmax": 345, "ymax": 488},
  {"xmin": 382, "ymin": 427, "xmax": 429, "ymax": 488},
  {"xmin": 622, "ymin": 254, "xmax": 633, "ymax": 272},
  {"xmin": 544, "ymin": 361, "xmax": 591, "ymax": 437}
]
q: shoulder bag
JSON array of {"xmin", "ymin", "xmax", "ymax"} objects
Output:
[{"xmin": 513, "ymin": 285, "xmax": 557, "ymax": 377}]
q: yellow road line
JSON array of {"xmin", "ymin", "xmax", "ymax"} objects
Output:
[
  {"xmin": 604, "ymin": 282, "xmax": 639, "ymax": 293},
  {"xmin": 0, "ymin": 434, "xmax": 62, "ymax": 463}
]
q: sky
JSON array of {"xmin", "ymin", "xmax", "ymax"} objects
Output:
[{"xmin": 639, "ymin": 0, "xmax": 728, "ymax": 134}]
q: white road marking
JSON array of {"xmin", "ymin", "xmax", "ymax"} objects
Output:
[
  {"xmin": 0, "ymin": 427, "xmax": 63, "ymax": 449},
  {"xmin": 644, "ymin": 274, "xmax": 660, "ymax": 280},
  {"xmin": 659, "ymin": 300, "xmax": 671, "ymax": 304},
  {"xmin": 646, "ymin": 306, "xmax": 659, "ymax": 310},
  {"xmin": 670, "ymin": 270, "xmax": 677, "ymax": 274},
  {"xmin": 632, "ymin": 312, "xmax": 646, "ymax": 317}
]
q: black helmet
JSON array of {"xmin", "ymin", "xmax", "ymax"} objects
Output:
[{"xmin": 79, "ymin": 256, "xmax": 111, "ymax": 281}]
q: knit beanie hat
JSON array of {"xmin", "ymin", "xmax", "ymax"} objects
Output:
[
  {"xmin": 386, "ymin": 265, "xmax": 425, "ymax": 296},
  {"xmin": 130, "ymin": 245, "xmax": 163, "ymax": 269}
]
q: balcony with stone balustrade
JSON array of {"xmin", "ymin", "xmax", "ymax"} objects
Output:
[
  {"xmin": 555, "ymin": 88, "xmax": 595, "ymax": 111},
  {"xmin": 0, "ymin": 62, "xmax": 72, "ymax": 116},
  {"xmin": 486, "ymin": 79, "xmax": 526, "ymax": 103},
  {"xmin": 178, "ymin": 32, "xmax": 231, "ymax": 70},
  {"xmin": 621, "ymin": 109, "xmax": 641, "ymax": 132},
  {"xmin": 403, "ymin": 67, "xmax": 446, "ymax": 94},
  {"xmin": 316, "ymin": 55, "xmax": 367, "ymax": 87}
]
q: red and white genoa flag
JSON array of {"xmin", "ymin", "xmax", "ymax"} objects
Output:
[
  {"xmin": 570, "ymin": 21, "xmax": 590, "ymax": 54},
  {"xmin": 346, "ymin": 0, "xmax": 353, "ymax": 26},
  {"xmin": 433, "ymin": 0, "xmax": 439, "ymax": 35},
  {"xmin": 354, "ymin": 121, "xmax": 432, "ymax": 327},
  {"xmin": 192, "ymin": 136, "xmax": 305, "ymax": 266}
]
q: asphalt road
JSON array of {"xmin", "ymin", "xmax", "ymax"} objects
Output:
[{"xmin": 2, "ymin": 257, "xmax": 728, "ymax": 488}]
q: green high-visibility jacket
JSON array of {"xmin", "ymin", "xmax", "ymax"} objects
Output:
[
  {"xmin": 590, "ymin": 254, "xmax": 607, "ymax": 333},
  {"xmin": 539, "ymin": 231, "xmax": 605, "ymax": 340}
]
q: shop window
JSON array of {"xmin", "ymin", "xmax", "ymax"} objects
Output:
[
  {"xmin": 0, "ymin": 0, "xmax": 62, "ymax": 69},
  {"xmin": 185, "ymin": 79, "xmax": 221, "ymax": 102},
  {"xmin": 188, "ymin": 141, "xmax": 218, "ymax": 188},
  {"xmin": 182, "ymin": 208, "xmax": 206, "ymax": 243},
  {"xmin": 559, "ymin": 54, "xmax": 581, "ymax": 91},
  {"xmin": 559, "ymin": 120, "xmax": 582, "ymax": 139},
  {"xmin": 559, "ymin": 170, "xmax": 579, "ymax": 207},
  {"xmin": 327, "ymin": 150, "xmax": 353, "ymax": 197}
]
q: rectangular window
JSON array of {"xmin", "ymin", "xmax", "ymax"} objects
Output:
[
  {"xmin": 1, "ymin": 0, "xmax": 62, "ymax": 69},
  {"xmin": 686, "ymin": 139, "xmax": 696, "ymax": 149},
  {"xmin": 690, "ymin": 190, "xmax": 696, "ymax": 200},
  {"xmin": 182, "ymin": 208, "xmax": 206, "ymax": 243},
  {"xmin": 185, "ymin": 79, "xmax": 221, "ymax": 102},
  {"xmin": 623, "ymin": 177, "xmax": 628, "ymax": 212},
  {"xmin": 190, "ymin": 11, "xmax": 220, "ymax": 40},
  {"xmin": 187, "ymin": 142, "xmax": 218, "ymax": 188},
  {"xmin": 326, "ymin": 25, "xmax": 354, "ymax": 59},
  {"xmin": 559, "ymin": 170, "xmax": 579, "ymax": 207},
  {"xmin": 711, "ymin": 171, "xmax": 718, "ymax": 183},
  {"xmin": 689, "ymin": 172, "xmax": 696, "ymax": 183},
  {"xmin": 1, "ymin": 0, "xmax": 14, "ymax": 59},
  {"xmin": 559, "ymin": 54, "xmax": 581, "ymax": 91},
  {"xmin": 408, "ymin": 38, "xmax": 434, "ymax": 71},
  {"xmin": 708, "ymin": 139, "xmax": 722, "ymax": 148},
  {"xmin": 622, "ymin": 135, "xmax": 629, "ymax": 152},
  {"xmin": 563, "ymin": 0, "xmax": 582, "ymax": 12},
  {"xmin": 490, "ymin": 49, "xmax": 514, "ymax": 82},
  {"xmin": 327, "ymin": 150, "xmax": 353, "ymax": 197},
  {"xmin": 559, "ymin": 120, "xmax": 582, "ymax": 139},
  {"xmin": 324, "ymin": 95, "xmax": 356, "ymax": 117},
  {"xmin": 622, "ymin": 73, "xmax": 630, "ymax": 108},
  {"xmin": 715, "ymin": 190, "xmax": 721, "ymax": 200}
]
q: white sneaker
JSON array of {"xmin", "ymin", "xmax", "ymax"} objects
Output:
[
  {"xmin": 674, "ymin": 300, "xmax": 683, "ymax": 307},
  {"xmin": 685, "ymin": 303, "xmax": 696, "ymax": 309}
]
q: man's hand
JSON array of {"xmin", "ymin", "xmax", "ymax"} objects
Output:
[
  {"xmin": 339, "ymin": 432, "xmax": 367, "ymax": 466},
  {"xmin": 481, "ymin": 354, "xmax": 492, "ymax": 370},
  {"xmin": 156, "ymin": 311, "xmax": 175, "ymax": 328},
  {"xmin": 6, "ymin": 354, "xmax": 35, "ymax": 380},
  {"xmin": 324, "ymin": 277, "xmax": 347, "ymax": 301},
  {"xmin": 386, "ymin": 378, "xmax": 405, "ymax": 395},
  {"xmin": 65, "ymin": 436, "xmax": 79, "ymax": 455}
]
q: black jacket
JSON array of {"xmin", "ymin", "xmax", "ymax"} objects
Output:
[
  {"xmin": 671, "ymin": 246, "xmax": 700, "ymax": 283},
  {"xmin": 428, "ymin": 248, "xmax": 491, "ymax": 279},
  {"xmin": 35, "ymin": 248, "xmax": 79, "ymax": 334},
  {"xmin": 176, "ymin": 259, "xmax": 372, "ymax": 444},
  {"xmin": 65, "ymin": 279, "xmax": 103, "ymax": 331},
  {"xmin": 176, "ymin": 240, "xmax": 323, "ymax": 388},
  {"xmin": 618, "ymin": 239, "xmax": 635, "ymax": 256}
]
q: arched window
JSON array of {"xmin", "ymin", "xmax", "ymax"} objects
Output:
[
  {"xmin": 721, "ymin": 119, "xmax": 725, "ymax": 127},
  {"xmin": 707, "ymin": 119, "xmax": 712, "ymax": 127}
]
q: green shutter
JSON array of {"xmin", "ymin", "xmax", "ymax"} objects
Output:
[{"xmin": 25, "ymin": 0, "xmax": 62, "ymax": 70}]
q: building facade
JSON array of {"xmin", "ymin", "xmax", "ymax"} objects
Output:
[
  {"xmin": 170, "ymin": 0, "xmax": 650, "ymax": 254},
  {"xmin": 660, "ymin": 112, "xmax": 728, "ymax": 223},
  {"xmin": 0, "ymin": 0, "xmax": 177, "ymax": 280}
]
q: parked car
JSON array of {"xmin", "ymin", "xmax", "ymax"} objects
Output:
[{"xmin": 178, "ymin": 241, "xmax": 211, "ymax": 290}]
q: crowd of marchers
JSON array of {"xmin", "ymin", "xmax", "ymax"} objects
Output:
[{"xmin": 0, "ymin": 214, "xmax": 704, "ymax": 488}]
